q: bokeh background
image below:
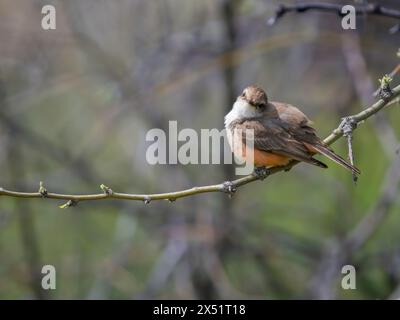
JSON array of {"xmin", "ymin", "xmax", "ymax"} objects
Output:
[{"xmin": 0, "ymin": 0, "xmax": 399, "ymax": 299}]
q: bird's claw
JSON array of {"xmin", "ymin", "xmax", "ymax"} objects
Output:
[{"xmin": 253, "ymin": 166, "xmax": 271, "ymax": 180}]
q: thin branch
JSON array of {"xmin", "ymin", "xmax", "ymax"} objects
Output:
[
  {"xmin": 0, "ymin": 84, "xmax": 399, "ymax": 207},
  {"xmin": 323, "ymin": 83, "xmax": 400, "ymax": 145},
  {"xmin": 341, "ymin": 32, "xmax": 399, "ymax": 158},
  {"xmin": 339, "ymin": 116, "xmax": 358, "ymax": 183},
  {"xmin": 373, "ymin": 64, "xmax": 400, "ymax": 97},
  {"xmin": 268, "ymin": 2, "xmax": 400, "ymax": 25}
]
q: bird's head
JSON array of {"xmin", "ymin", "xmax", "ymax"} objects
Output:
[
  {"xmin": 237, "ymin": 85, "xmax": 269, "ymax": 110},
  {"xmin": 225, "ymin": 85, "xmax": 271, "ymax": 127}
]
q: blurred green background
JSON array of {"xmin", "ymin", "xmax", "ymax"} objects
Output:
[{"xmin": 0, "ymin": 0, "xmax": 399, "ymax": 299}]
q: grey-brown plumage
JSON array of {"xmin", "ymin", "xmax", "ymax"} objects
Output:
[{"xmin": 225, "ymin": 85, "xmax": 360, "ymax": 174}]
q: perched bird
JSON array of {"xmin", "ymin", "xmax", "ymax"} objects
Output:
[{"xmin": 225, "ymin": 85, "xmax": 360, "ymax": 176}]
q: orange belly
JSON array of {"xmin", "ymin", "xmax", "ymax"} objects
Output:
[
  {"xmin": 252, "ymin": 148, "xmax": 291, "ymax": 167},
  {"xmin": 233, "ymin": 144, "xmax": 291, "ymax": 167},
  {"xmin": 230, "ymin": 131, "xmax": 292, "ymax": 167}
]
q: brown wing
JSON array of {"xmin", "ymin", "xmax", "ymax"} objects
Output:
[
  {"xmin": 271, "ymin": 101, "xmax": 322, "ymax": 145},
  {"xmin": 236, "ymin": 119, "xmax": 328, "ymax": 168},
  {"xmin": 270, "ymin": 102, "xmax": 361, "ymax": 174},
  {"xmin": 286, "ymin": 121, "xmax": 360, "ymax": 174},
  {"xmin": 236, "ymin": 100, "xmax": 360, "ymax": 173}
]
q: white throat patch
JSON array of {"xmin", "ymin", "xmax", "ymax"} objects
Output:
[{"xmin": 224, "ymin": 99, "xmax": 259, "ymax": 128}]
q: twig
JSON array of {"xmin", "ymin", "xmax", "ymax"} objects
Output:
[
  {"xmin": 309, "ymin": 38, "xmax": 400, "ymax": 300},
  {"xmin": 0, "ymin": 84, "xmax": 399, "ymax": 207},
  {"xmin": 323, "ymin": 83, "xmax": 399, "ymax": 145},
  {"xmin": 341, "ymin": 33, "xmax": 399, "ymax": 158},
  {"xmin": 373, "ymin": 65, "xmax": 400, "ymax": 98},
  {"xmin": 268, "ymin": 2, "xmax": 400, "ymax": 26},
  {"xmin": 339, "ymin": 117, "xmax": 358, "ymax": 183}
]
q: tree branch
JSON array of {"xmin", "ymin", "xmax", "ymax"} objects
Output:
[
  {"xmin": 0, "ymin": 84, "xmax": 399, "ymax": 207},
  {"xmin": 268, "ymin": 2, "xmax": 400, "ymax": 25}
]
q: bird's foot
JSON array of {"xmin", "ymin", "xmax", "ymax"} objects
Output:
[{"xmin": 253, "ymin": 166, "xmax": 271, "ymax": 180}]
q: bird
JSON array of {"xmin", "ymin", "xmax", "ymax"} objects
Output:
[{"xmin": 224, "ymin": 85, "xmax": 360, "ymax": 176}]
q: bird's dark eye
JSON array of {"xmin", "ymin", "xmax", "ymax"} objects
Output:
[
  {"xmin": 241, "ymin": 92, "xmax": 245, "ymax": 97},
  {"xmin": 256, "ymin": 103, "xmax": 266, "ymax": 109}
]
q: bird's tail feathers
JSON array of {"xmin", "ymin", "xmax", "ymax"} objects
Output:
[{"xmin": 310, "ymin": 143, "xmax": 361, "ymax": 174}]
